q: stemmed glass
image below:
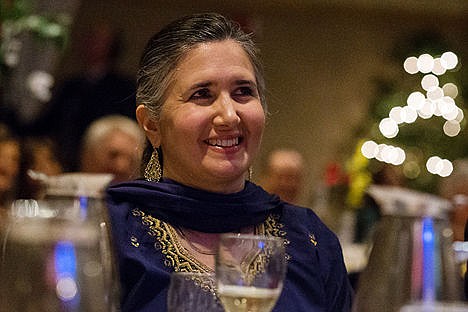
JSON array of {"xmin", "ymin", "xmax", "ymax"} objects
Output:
[
  {"xmin": 167, "ymin": 272, "xmax": 224, "ymax": 312},
  {"xmin": 215, "ymin": 234, "xmax": 287, "ymax": 312}
]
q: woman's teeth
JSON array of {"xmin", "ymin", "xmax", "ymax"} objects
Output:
[{"xmin": 206, "ymin": 137, "xmax": 239, "ymax": 147}]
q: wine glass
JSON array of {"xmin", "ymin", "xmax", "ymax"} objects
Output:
[
  {"xmin": 215, "ymin": 234, "xmax": 287, "ymax": 312},
  {"xmin": 167, "ymin": 271, "xmax": 223, "ymax": 312},
  {"xmin": 0, "ymin": 197, "xmax": 118, "ymax": 312}
]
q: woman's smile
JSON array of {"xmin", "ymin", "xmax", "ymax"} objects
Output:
[{"xmin": 205, "ymin": 137, "xmax": 240, "ymax": 148}]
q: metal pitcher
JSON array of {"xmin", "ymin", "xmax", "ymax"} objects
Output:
[
  {"xmin": 352, "ymin": 185, "xmax": 468, "ymax": 312},
  {"xmin": 0, "ymin": 173, "xmax": 119, "ymax": 312}
]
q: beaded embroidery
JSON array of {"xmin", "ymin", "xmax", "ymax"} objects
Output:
[
  {"xmin": 131, "ymin": 208, "xmax": 287, "ymax": 272},
  {"xmin": 131, "ymin": 208, "xmax": 288, "ymax": 294}
]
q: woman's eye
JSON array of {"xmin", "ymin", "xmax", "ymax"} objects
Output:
[
  {"xmin": 234, "ymin": 87, "xmax": 255, "ymax": 98},
  {"xmin": 190, "ymin": 88, "xmax": 211, "ymax": 100}
]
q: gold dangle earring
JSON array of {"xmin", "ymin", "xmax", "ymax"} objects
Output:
[
  {"xmin": 247, "ymin": 167, "xmax": 253, "ymax": 181},
  {"xmin": 144, "ymin": 148, "xmax": 162, "ymax": 182}
]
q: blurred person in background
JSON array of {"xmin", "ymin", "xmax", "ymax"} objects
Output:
[
  {"xmin": 258, "ymin": 148, "xmax": 306, "ymax": 205},
  {"xmin": 16, "ymin": 136, "xmax": 63, "ymax": 199},
  {"xmin": 438, "ymin": 159, "xmax": 468, "ymax": 242},
  {"xmin": 465, "ymin": 220, "xmax": 468, "ymax": 300},
  {"xmin": 354, "ymin": 163, "xmax": 405, "ymax": 244},
  {"xmin": 0, "ymin": 124, "xmax": 21, "ymax": 214},
  {"xmin": 29, "ymin": 21, "xmax": 136, "ymax": 172},
  {"xmin": 80, "ymin": 115, "xmax": 145, "ymax": 184},
  {"xmin": 438, "ymin": 159, "xmax": 468, "ymax": 301}
]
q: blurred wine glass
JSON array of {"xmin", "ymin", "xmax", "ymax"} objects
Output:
[
  {"xmin": 167, "ymin": 271, "xmax": 223, "ymax": 312},
  {"xmin": 215, "ymin": 234, "xmax": 287, "ymax": 312}
]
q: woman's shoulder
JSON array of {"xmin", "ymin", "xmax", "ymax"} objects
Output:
[
  {"xmin": 105, "ymin": 189, "xmax": 140, "ymax": 238},
  {"xmin": 281, "ymin": 202, "xmax": 327, "ymax": 227}
]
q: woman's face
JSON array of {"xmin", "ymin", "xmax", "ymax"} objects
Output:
[{"xmin": 143, "ymin": 40, "xmax": 265, "ymax": 193}]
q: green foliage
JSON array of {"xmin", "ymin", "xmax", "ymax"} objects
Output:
[{"xmin": 0, "ymin": 0, "xmax": 71, "ymax": 77}]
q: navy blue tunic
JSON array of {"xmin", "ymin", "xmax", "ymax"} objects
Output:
[{"xmin": 106, "ymin": 179, "xmax": 353, "ymax": 311}]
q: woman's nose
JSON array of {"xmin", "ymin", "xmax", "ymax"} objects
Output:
[{"xmin": 212, "ymin": 94, "xmax": 240, "ymax": 127}]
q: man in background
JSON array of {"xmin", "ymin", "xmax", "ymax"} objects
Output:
[
  {"xmin": 79, "ymin": 115, "xmax": 145, "ymax": 184},
  {"xmin": 258, "ymin": 148, "xmax": 306, "ymax": 205}
]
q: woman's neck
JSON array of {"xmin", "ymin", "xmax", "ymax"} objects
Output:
[{"xmin": 175, "ymin": 226, "xmax": 254, "ymax": 270}]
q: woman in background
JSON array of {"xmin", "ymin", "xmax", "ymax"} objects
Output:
[
  {"xmin": 17, "ymin": 136, "xmax": 63, "ymax": 199},
  {"xmin": 0, "ymin": 124, "xmax": 21, "ymax": 213}
]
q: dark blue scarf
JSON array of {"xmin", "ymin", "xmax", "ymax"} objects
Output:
[{"xmin": 106, "ymin": 178, "xmax": 282, "ymax": 233}]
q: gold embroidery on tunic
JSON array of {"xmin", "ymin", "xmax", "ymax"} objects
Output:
[
  {"xmin": 131, "ymin": 209, "xmax": 287, "ymax": 291},
  {"xmin": 130, "ymin": 236, "xmax": 139, "ymax": 247},
  {"xmin": 309, "ymin": 233, "xmax": 318, "ymax": 246}
]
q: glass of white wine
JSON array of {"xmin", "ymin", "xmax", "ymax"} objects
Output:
[{"xmin": 215, "ymin": 234, "xmax": 287, "ymax": 312}]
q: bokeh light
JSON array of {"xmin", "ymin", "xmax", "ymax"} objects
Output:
[
  {"xmin": 389, "ymin": 106, "xmax": 404, "ymax": 124},
  {"xmin": 438, "ymin": 96, "xmax": 458, "ymax": 120},
  {"xmin": 417, "ymin": 54, "xmax": 434, "ymax": 73},
  {"xmin": 379, "ymin": 118, "xmax": 399, "ymax": 138},
  {"xmin": 442, "ymin": 83, "xmax": 458, "ymax": 98},
  {"xmin": 401, "ymin": 106, "xmax": 418, "ymax": 123},
  {"xmin": 441, "ymin": 51, "xmax": 458, "ymax": 70},
  {"xmin": 403, "ymin": 160, "xmax": 420, "ymax": 179},
  {"xmin": 417, "ymin": 99, "xmax": 435, "ymax": 119},
  {"xmin": 361, "ymin": 140, "xmax": 378, "ymax": 159},
  {"xmin": 443, "ymin": 120, "xmax": 461, "ymax": 137},
  {"xmin": 56, "ymin": 277, "xmax": 78, "ymax": 301},
  {"xmin": 404, "ymin": 56, "xmax": 418, "ymax": 74},
  {"xmin": 454, "ymin": 108, "xmax": 464, "ymax": 122},
  {"xmin": 426, "ymin": 87, "xmax": 443, "ymax": 100},
  {"xmin": 431, "ymin": 58, "xmax": 446, "ymax": 75},
  {"xmin": 439, "ymin": 159, "xmax": 454, "ymax": 177},
  {"xmin": 361, "ymin": 142, "xmax": 405, "ymax": 165},
  {"xmin": 363, "ymin": 51, "xmax": 461, "ymax": 179},
  {"xmin": 421, "ymin": 74, "xmax": 439, "ymax": 91},
  {"xmin": 426, "ymin": 156, "xmax": 453, "ymax": 177},
  {"xmin": 407, "ymin": 91, "xmax": 425, "ymax": 109}
]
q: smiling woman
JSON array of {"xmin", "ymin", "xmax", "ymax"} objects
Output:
[
  {"xmin": 137, "ymin": 39, "xmax": 265, "ymax": 193},
  {"xmin": 106, "ymin": 13, "xmax": 353, "ymax": 312}
]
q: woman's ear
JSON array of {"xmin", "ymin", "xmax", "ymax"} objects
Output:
[{"xmin": 136, "ymin": 105, "xmax": 161, "ymax": 147}]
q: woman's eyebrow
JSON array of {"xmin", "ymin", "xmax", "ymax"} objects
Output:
[
  {"xmin": 188, "ymin": 81, "xmax": 212, "ymax": 90},
  {"xmin": 185, "ymin": 79, "xmax": 256, "ymax": 91},
  {"xmin": 235, "ymin": 79, "xmax": 256, "ymax": 87}
]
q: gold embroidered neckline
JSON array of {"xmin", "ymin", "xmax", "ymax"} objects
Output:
[{"xmin": 131, "ymin": 208, "xmax": 287, "ymax": 274}]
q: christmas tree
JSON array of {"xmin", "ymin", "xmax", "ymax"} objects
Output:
[{"xmin": 345, "ymin": 31, "xmax": 466, "ymax": 208}]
